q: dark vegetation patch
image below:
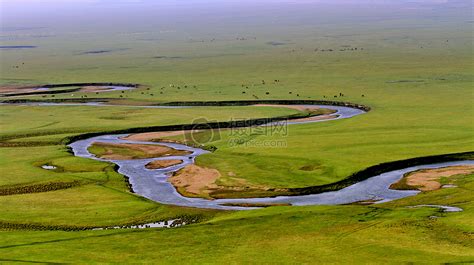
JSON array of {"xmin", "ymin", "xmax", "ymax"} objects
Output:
[
  {"xmin": 99, "ymin": 116, "xmax": 127, "ymax": 120},
  {"xmin": 209, "ymin": 188, "xmax": 290, "ymax": 199},
  {"xmin": 2, "ymin": 87, "xmax": 81, "ymax": 97},
  {"xmin": 299, "ymin": 165, "xmax": 320, "ymax": 171},
  {"xmin": 152, "ymin": 54, "xmax": 245, "ymax": 60},
  {"xmin": 0, "ymin": 98, "xmax": 110, "ymax": 104},
  {"xmin": 66, "ymin": 66, "xmax": 101, "ymax": 71},
  {"xmin": 0, "ymin": 129, "xmax": 90, "ymax": 142},
  {"xmin": 0, "ymin": 141, "xmax": 60, "ymax": 147},
  {"xmin": 266, "ymin": 41, "xmax": 287, "ymax": 46},
  {"xmin": 1, "ymin": 82, "xmax": 139, "ymax": 97},
  {"xmin": 312, "ymin": 47, "xmax": 364, "ymax": 52},
  {"xmin": 389, "ymin": 173, "xmax": 417, "ymax": 190},
  {"xmin": 386, "ymin": 80, "xmax": 425, "ymax": 83},
  {"xmin": 199, "ymin": 53, "xmax": 245, "ymax": 59},
  {"xmin": 79, "ymin": 48, "xmax": 129, "ymax": 55},
  {"xmin": 352, "ymin": 208, "xmax": 388, "ymax": 222},
  {"xmin": 0, "ymin": 214, "xmax": 206, "ymax": 231},
  {"xmin": 81, "ymin": 50, "xmax": 112, "ymax": 54},
  {"xmin": 153, "ymin": 56, "xmax": 184, "ymax": 59},
  {"xmin": 0, "ymin": 181, "xmax": 82, "ymax": 196},
  {"xmin": 0, "ymin": 46, "xmax": 37, "ymax": 49},
  {"xmin": 27, "ymin": 82, "xmax": 139, "ymax": 89},
  {"xmin": 345, "ymin": 199, "xmax": 382, "ymax": 205},
  {"xmin": 220, "ymin": 203, "xmax": 291, "ymax": 208},
  {"xmin": 159, "ymin": 100, "xmax": 370, "ymax": 111}
]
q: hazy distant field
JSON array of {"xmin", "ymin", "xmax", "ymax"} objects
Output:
[{"xmin": 1, "ymin": 0, "xmax": 473, "ymax": 263}]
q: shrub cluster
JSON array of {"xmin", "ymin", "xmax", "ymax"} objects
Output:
[{"xmin": 0, "ymin": 181, "xmax": 82, "ymax": 196}]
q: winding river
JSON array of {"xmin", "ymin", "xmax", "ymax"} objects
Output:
[
  {"xmin": 31, "ymin": 85, "xmax": 135, "ymax": 92},
  {"xmin": 66, "ymin": 104, "xmax": 474, "ymax": 210}
]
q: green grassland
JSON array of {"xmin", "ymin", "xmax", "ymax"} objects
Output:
[
  {"xmin": 1, "ymin": 173, "xmax": 473, "ymax": 263},
  {"xmin": 0, "ymin": 0, "xmax": 473, "ymax": 263}
]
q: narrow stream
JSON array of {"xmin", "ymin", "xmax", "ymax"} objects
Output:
[
  {"xmin": 68, "ymin": 104, "xmax": 473, "ymax": 210},
  {"xmin": 70, "ymin": 133, "xmax": 474, "ymax": 210}
]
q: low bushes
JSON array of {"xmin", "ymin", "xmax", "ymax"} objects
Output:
[{"xmin": 0, "ymin": 181, "xmax": 82, "ymax": 196}]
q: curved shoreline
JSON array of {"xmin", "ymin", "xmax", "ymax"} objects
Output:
[
  {"xmin": 63, "ymin": 101, "xmax": 473, "ymax": 209},
  {"xmin": 3, "ymin": 98, "xmax": 472, "ymax": 210},
  {"xmin": 0, "ymin": 82, "xmax": 140, "ymax": 97},
  {"xmin": 70, "ymin": 133, "xmax": 474, "ymax": 210}
]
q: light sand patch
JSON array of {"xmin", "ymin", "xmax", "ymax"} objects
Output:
[
  {"xmin": 0, "ymin": 85, "xmax": 41, "ymax": 95},
  {"xmin": 89, "ymin": 142, "xmax": 192, "ymax": 160},
  {"xmin": 169, "ymin": 164, "xmax": 289, "ymax": 199},
  {"xmin": 287, "ymin": 114, "xmax": 339, "ymax": 123},
  {"xmin": 391, "ymin": 165, "xmax": 474, "ymax": 191},
  {"xmin": 253, "ymin": 104, "xmax": 322, "ymax": 112},
  {"xmin": 145, "ymin": 159, "xmax": 183, "ymax": 169},
  {"xmin": 122, "ymin": 130, "xmax": 194, "ymax": 141},
  {"xmin": 169, "ymin": 164, "xmax": 220, "ymax": 198},
  {"xmin": 346, "ymin": 199, "xmax": 383, "ymax": 205}
]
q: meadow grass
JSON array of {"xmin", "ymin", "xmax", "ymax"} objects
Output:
[{"xmin": 0, "ymin": 173, "xmax": 473, "ymax": 263}]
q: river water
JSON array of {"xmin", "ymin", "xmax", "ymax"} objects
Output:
[{"xmin": 68, "ymin": 105, "xmax": 473, "ymax": 210}]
